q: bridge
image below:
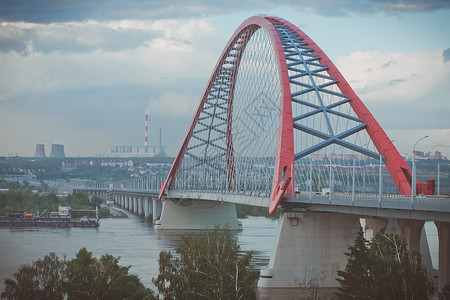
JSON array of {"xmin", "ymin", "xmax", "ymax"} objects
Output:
[{"xmin": 75, "ymin": 15, "xmax": 450, "ymax": 293}]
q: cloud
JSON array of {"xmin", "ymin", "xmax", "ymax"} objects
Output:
[
  {"xmin": 1, "ymin": 0, "xmax": 449, "ymax": 23},
  {"xmin": 146, "ymin": 91, "xmax": 199, "ymax": 117},
  {"xmin": 336, "ymin": 49, "xmax": 450, "ymax": 104},
  {"xmin": 444, "ymin": 48, "xmax": 450, "ymax": 63},
  {"xmin": 0, "ymin": 20, "xmax": 160, "ymax": 54},
  {"xmin": 0, "ymin": 17, "xmax": 219, "ymax": 156}
]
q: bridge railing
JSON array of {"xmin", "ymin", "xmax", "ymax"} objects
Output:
[{"xmin": 291, "ymin": 192, "xmax": 450, "ymax": 212}]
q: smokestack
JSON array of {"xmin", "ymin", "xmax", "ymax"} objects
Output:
[
  {"xmin": 145, "ymin": 114, "xmax": 148, "ymax": 147},
  {"xmin": 159, "ymin": 128, "xmax": 162, "ymax": 149},
  {"xmin": 34, "ymin": 144, "xmax": 46, "ymax": 158},
  {"xmin": 50, "ymin": 144, "xmax": 65, "ymax": 158}
]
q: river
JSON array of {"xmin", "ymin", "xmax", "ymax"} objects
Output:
[{"xmin": 0, "ymin": 210, "xmax": 439, "ymax": 297}]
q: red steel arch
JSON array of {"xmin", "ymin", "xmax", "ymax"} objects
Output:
[
  {"xmin": 159, "ymin": 16, "xmax": 295, "ymax": 214},
  {"xmin": 160, "ymin": 16, "xmax": 425, "ymax": 214},
  {"xmin": 270, "ymin": 17, "xmax": 415, "ymax": 197}
]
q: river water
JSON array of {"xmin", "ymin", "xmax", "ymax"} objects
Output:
[{"xmin": 0, "ymin": 210, "xmax": 439, "ymax": 297}]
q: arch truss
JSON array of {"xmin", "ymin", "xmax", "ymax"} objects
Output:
[{"xmin": 159, "ymin": 16, "xmax": 429, "ymax": 214}]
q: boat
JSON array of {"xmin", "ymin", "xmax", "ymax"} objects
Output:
[{"xmin": 0, "ymin": 206, "xmax": 99, "ymax": 228}]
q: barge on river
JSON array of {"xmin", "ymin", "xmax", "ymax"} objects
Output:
[{"xmin": 0, "ymin": 206, "xmax": 99, "ymax": 228}]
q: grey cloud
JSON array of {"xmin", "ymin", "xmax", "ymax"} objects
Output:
[
  {"xmin": 387, "ymin": 78, "xmax": 406, "ymax": 86},
  {"xmin": 382, "ymin": 60, "xmax": 395, "ymax": 68},
  {"xmin": 1, "ymin": 0, "xmax": 449, "ymax": 23},
  {"xmin": 0, "ymin": 22, "xmax": 161, "ymax": 54},
  {"xmin": 443, "ymin": 48, "xmax": 450, "ymax": 63}
]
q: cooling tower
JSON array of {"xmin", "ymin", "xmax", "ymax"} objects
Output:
[
  {"xmin": 50, "ymin": 144, "xmax": 65, "ymax": 158},
  {"xmin": 34, "ymin": 144, "xmax": 46, "ymax": 158}
]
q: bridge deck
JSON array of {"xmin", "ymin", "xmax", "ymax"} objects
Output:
[{"xmin": 75, "ymin": 187, "xmax": 450, "ymax": 222}]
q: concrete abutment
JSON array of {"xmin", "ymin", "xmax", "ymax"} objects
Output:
[
  {"xmin": 154, "ymin": 199, "xmax": 241, "ymax": 230},
  {"xmin": 258, "ymin": 211, "xmax": 361, "ymax": 289}
]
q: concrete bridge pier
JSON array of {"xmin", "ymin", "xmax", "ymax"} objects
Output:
[
  {"xmin": 124, "ymin": 196, "xmax": 129, "ymax": 210},
  {"xmin": 154, "ymin": 199, "xmax": 240, "ymax": 230},
  {"xmin": 149, "ymin": 198, "xmax": 154, "ymax": 219},
  {"xmin": 398, "ymin": 219, "xmax": 425, "ymax": 252},
  {"xmin": 435, "ymin": 221, "xmax": 450, "ymax": 292},
  {"xmin": 137, "ymin": 197, "xmax": 143, "ymax": 215},
  {"xmin": 152, "ymin": 199, "xmax": 162, "ymax": 224},
  {"xmin": 257, "ymin": 211, "xmax": 360, "ymax": 290},
  {"xmin": 364, "ymin": 218, "xmax": 388, "ymax": 240},
  {"xmin": 144, "ymin": 198, "xmax": 150, "ymax": 219}
]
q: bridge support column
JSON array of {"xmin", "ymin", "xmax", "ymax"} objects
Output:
[
  {"xmin": 124, "ymin": 196, "xmax": 129, "ymax": 210},
  {"xmin": 364, "ymin": 218, "xmax": 388, "ymax": 240},
  {"xmin": 258, "ymin": 212, "xmax": 360, "ymax": 289},
  {"xmin": 144, "ymin": 198, "xmax": 150, "ymax": 218},
  {"xmin": 398, "ymin": 219, "xmax": 424, "ymax": 252},
  {"xmin": 152, "ymin": 199, "xmax": 161, "ymax": 223},
  {"xmin": 435, "ymin": 221, "xmax": 450, "ymax": 292},
  {"xmin": 133, "ymin": 197, "xmax": 138, "ymax": 214},
  {"xmin": 138, "ymin": 198, "xmax": 143, "ymax": 215},
  {"xmin": 154, "ymin": 199, "xmax": 241, "ymax": 230}
]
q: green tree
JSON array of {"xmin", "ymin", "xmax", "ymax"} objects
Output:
[
  {"xmin": 2, "ymin": 248, "xmax": 153, "ymax": 300},
  {"xmin": 336, "ymin": 232, "xmax": 432, "ymax": 300},
  {"xmin": 65, "ymin": 247, "xmax": 153, "ymax": 300},
  {"xmin": 336, "ymin": 231, "xmax": 374, "ymax": 299},
  {"xmin": 153, "ymin": 226, "xmax": 259, "ymax": 300},
  {"xmin": 1, "ymin": 252, "xmax": 66, "ymax": 300}
]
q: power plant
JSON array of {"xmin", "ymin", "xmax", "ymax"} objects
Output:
[
  {"xmin": 50, "ymin": 143, "xmax": 65, "ymax": 158},
  {"xmin": 34, "ymin": 143, "xmax": 46, "ymax": 158},
  {"xmin": 109, "ymin": 114, "xmax": 166, "ymax": 157}
]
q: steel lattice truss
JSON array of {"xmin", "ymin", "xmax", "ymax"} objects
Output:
[
  {"xmin": 275, "ymin": 21, "xmax": 379, "ymax": 161},
  {"xmin": 160, "ymin": 16, "xmax": 415, "ymax": 214}
]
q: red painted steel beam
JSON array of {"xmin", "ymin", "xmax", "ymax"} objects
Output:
[{"xmin": 272, "ymin": 17, "xmax": 414, "ymax": 196}]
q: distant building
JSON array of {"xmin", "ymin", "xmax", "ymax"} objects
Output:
[
  {"xmin": 413, "ymin": 150, "xmax": 447, "ymax": 160},
  {"xmin": 34, "ymin": 144, "xmax": 46, "ymax": 158},
  {"xmin": 108, "ymin": 145, "xmax": 166, "ymax": 157},
  {"xmin": 50, "ymin": 144, "xmax": 65, "ymax": 158}
]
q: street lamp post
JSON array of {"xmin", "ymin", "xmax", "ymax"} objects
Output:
[
  {"xmin": 379, "ymin": 140, "xmax": 394, "ymax": 206},
  {"xmin": 438, "ymin": 156, "xmax": 441, "ymax": 196},
  {"xmin": 411, "ymin": 135, "xmax": 429, "ymax": 206}
]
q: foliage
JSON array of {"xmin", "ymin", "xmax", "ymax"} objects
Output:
[
  {"xmin": 0, "ymin": 156, "xmax": 174, "ymax": 181},
  {"xmin": 1, "ymin": 248, "xmax": 154, "ymax": 300},
  {"xmin": 65, "ymin": 247, "xmax": 153, "ymax": 300},
  {"xmin": 336, "ymin": 231, "xmax": 433, "ymax": 300},
  {"xmin": 235, "ymin": 203, "xmax": 279, "ymax": 219},
  {"xmin": 297, "ymin": 269, "xmax": 326, "ymax": 300},
  {"xmin": 0, "ymin": 190, "xmax": 111, "ymax": 218},
  {"xmin": 439, "ymin": 283, "xmax": 450, "ymax": 300},
  {"xmin": 1, "ymin": 252, "xmax": 66, "ymax": 300},
  {"xmin": 153, "ymin": 226, "xmax": 259, "ymax": 300}
]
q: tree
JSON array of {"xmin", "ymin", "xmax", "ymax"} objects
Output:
[
  {"xmin": 336, "ymin": 231, "xmax": 374, "ymax": 299},
  {"xmin": 65, "ymin": 247, "xmax": 154, "ymax": 300},
  {"xmin": 1, "ymin": 252, "xmax": 66, "ymax": 300},
  {"xmin": 336, "ymin": 232, "xmax": 433, "ymax": 300},
  {"xmin": 2, "ymin": 248, "xmax": 154, "ymax": 300},
  {"xmin": 153, "ymin": 226, "xmax": 260, "ymax": 300}
]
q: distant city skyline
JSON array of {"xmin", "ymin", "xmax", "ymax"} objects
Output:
[{"xmin": 0, "ymin": 1, "xmax": 449, "ymax": 158}]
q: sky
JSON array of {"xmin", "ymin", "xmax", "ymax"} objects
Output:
[{"xmin": 0, "ymin": 0, "xmax": 449, "ymax": 158}]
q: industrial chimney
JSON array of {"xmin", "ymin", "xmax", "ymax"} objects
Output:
[
  {"xmin": 34, "ymin": 144, "xmax": 46, "ymax": 158},
  {"xmin": 50, "ymin": 144, "xmax": 65, "ymax": 158},
  {"xmin": 145, "ymin": 114, "xmax": 148, "ymax": 147}
]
